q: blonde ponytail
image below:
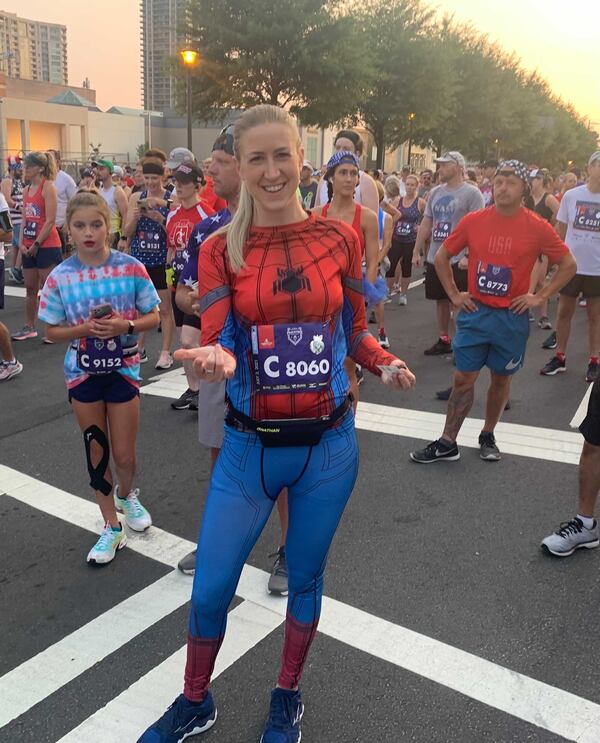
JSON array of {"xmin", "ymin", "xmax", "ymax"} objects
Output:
[{"xmin": 213, "ymin": 104, "xmax": 301, "ymax": 273}]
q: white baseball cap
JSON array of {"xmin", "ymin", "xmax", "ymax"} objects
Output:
[
  {"xmin": 588, "ymin": 151, "xmax": 600, "ymax": 166},
  {"xmin": 435, "ymin": 151, "xmax": 466, "ymax": 168},
  {"xmin": 166, "ymin": 147, "xmax": 196, "ymax": 170}
]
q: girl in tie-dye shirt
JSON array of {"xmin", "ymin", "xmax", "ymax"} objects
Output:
[{"xmin": 38, "ymin": 190, "xmax": 160, "ymax": 566}]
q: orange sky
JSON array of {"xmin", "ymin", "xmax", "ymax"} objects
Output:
[{"xmin": 1, "ymin": 0, "xmax": 598, "ymax": 126}]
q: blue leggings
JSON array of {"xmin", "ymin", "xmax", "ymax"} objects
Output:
[{"xmin": 184, "ymin": 412, "xmax": 359, "ymax": 700}]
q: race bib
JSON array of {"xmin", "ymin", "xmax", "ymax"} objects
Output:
[
  {"xmin": 23, "ymin": 220, "xmax": 38, "ymax": 241},
  {"xmin": 78, "ymin": 336, "xmax": 124, "ymax": 375},
  {"xmin": 395, "ymin": 220, "xmax": 413, "ymax": 237},
  {"xmin": 574, "ymin": 201, "xmax": 600, "ymax": 233},
  {"xmin": 476, "ymin": 261, "xmax": 512, "ymax": 297},
  {"xmin": 432, "ymin": 221, "xmax": 451, "ymax": 242},
  {"xmin": 251, "ymin": 322, "xmax": 332, "ymax": 393},
  {"xmin": 139, "ymin": 230, "xmax": 164, "ymax": 253}
]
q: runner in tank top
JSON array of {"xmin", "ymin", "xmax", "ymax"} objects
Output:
[
  {"xmin": 388, "ymin": 174, "xmax": 425, "ymax": 305},
  {"xmin": 12, "ymin": 151, "xmax": 62, "ymax": 342},
  {"xmin": 123, "ymin": 156, "xmax": 175, "ymax": 369},
  {"xmin": 94, "ymin": 159, "xmax": 129, "ymax": 251},
  {"xmin": 1, "ymin": 157, "xmax": 24, "ymax": 284},
  {"xmin": 313, "ymin": 150, "xmax": 382, "ymax": 405},
  {"xmin": 529, "ymin": 168, "xmax": 560, "ymax": 330}
]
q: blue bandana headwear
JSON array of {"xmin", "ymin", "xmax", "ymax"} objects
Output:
[
  {"xmin": 496, "ymin": 159, "xmax": 529, "ymax": 183},
  {"xmin": 326, "ymin": 150, "xmax": 360, "ymax": 178}
]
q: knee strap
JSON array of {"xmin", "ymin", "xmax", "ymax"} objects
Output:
[{"xmin": 84, "ymin": 425, "xmax": 112, "ymax": 496}]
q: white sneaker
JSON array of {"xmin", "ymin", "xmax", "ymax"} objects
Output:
[
  {"xmin": 87, "ymin": 523, "xmax": 127, "ymax": 564},
  {"xmin": 398, "ymin": 293, "xmax": 408, "ymax": 306},
  {"xmin": 0, "ymin": 359, "xmax": 23, "ymax": 381},
  {"xmin": 155, "ymin": 351, "xmax": 173, "ymax": 370},
  {"xmin": 541, "ymin": 518, "xmax": 599, "ymax": 557},
  {"xmin": 114, "ymin": 486, "xmax": 152, "ymax": 531}
]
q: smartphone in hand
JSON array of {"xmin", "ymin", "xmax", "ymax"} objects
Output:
[{"xmin": 91, "ymin": 303, "xmax": 113, "ymax": 319}]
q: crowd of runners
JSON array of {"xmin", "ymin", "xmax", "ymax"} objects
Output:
[{"xmin": 1, "ymin": 110, "xmax": 600, "ymax": 742}]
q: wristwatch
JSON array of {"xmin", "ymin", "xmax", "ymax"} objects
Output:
[{"xmin": 127, "ymin": 321, "xmax": 136, "ymax": 335}]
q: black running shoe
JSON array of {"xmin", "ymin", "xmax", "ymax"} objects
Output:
[
  {"xmin": 435, "ymin": 387, "xmax": 452, "ymax": 400},
  {"xmin": 171, "ymin": 388, "xmax": 197, "ymax": 410},
  {"xmin": 424, "ymin": 338, "xmax": 452, "ymax": 356},
  {"xmin": 541, "ymin": 355, "xmax": 566, "ymax": 376},
  {"xmin": 586, "ymin": 361, "xmax": 599, "ymax": 383},
  {"xmin": 479, "ymin": 431, "xmax": 501, "ymax": 461},
  {"xmin": 410, "ymin": 439, "xmax": 460, "ymax": 463},
  {"xmin": 541, "ymin": 331, "xmax": 557, "ymax": 350}
]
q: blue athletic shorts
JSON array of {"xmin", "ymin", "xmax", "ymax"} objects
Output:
[
  {"xmin": 453, "ymin": 303, "xmax": 529, "ymax": 376},
  {"xmin": 68, "ymin": 372, "xmax": 139, "ymax": 404},
  {"xmin": 22, "ymin": 247, "xmax": 62, "ymax": 270},
  {"xmin": 12, "ymin": 223, "xmax": 20, "ymax": 247}
]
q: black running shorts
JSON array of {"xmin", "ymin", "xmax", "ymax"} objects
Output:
[{"xmin": 580, "ymin": 377, "xmax": 600, "ymax": 446}]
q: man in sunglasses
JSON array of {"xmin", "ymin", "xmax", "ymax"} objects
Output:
[{"xmin": 410, "ymin": 160, "xmax": 576, "ymax": 464}]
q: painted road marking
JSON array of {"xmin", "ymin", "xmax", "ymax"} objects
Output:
[
  {"xmin": 1, "ymin": 465, "xmax": 599, "ymax": 741},
  {"xmin": 571, "ymin": 384, "xmax": 593, "ymax": 429},
  {"xmin": 56, "ymin": 601, "xmax": 283, "ymax": 743},
  {"xmin": 0, "ymin": 571, "xmax": 193, "ymax": 728},
  {"xmin": 141, "ymin": 372, "xmax": 583, "ymax": 465},
  {"xmin": 4, "ymin": 286, "xmax": 26, "ymax": 298}
]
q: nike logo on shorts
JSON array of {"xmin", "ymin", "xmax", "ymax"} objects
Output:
[{"xmin": 505, "ymin": 357, "xmax": 522, "ymax": 371}]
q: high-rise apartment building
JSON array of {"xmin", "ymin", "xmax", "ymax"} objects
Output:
[
  {"xmin": 0, "ymin": 11, "xmax": 68, "ymax": 85},
  {"xmin": 140, "ymin": 0, "xmax": 190, "ymax": 112}
]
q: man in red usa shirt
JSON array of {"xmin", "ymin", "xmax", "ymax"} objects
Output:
[{"xmin": 411, "ymin": 160, "xmax": 576, "ymax": 464}]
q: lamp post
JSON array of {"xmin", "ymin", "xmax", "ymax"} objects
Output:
[
  {"xmin": 494, "ymin": 138, "xmax": 500, "ymax": 159},
  {"xmin": 180, "ymin": 49, "xmax": 199, "ymax": 151},
  {"xmin": 407, "ymin": 112, "xmax": 415, "ymax": 169}
]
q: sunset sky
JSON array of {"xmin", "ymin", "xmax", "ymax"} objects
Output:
[{"xmin": 1, "ymin": 0, "xmax": 599, "ymax": 125}]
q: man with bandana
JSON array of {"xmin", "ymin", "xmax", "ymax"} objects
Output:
[{"xmin": 410, "ymin": 160, "xmax": 576, "ymax": 464}]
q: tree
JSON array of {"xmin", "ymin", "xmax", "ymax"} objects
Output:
[{"xmin": 179, "ymin": 0, "xmax": 368, "ymax": 126}]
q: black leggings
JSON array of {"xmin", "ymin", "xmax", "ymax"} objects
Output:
[{"xmin": 387, "ymin": 238, "xmax": 415, "ymax": 279}]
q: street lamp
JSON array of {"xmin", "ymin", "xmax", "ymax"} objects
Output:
[
  {"xmin": 494, "ymin": 138, "xmax": 500, "ymax": 159},
  {"xmin": 180, "ymin": 49, "xmax": 199, "ymax": 151},
  {"xmin": 407, "ymin": 112, "xmax": 416, "ymax": 169}
]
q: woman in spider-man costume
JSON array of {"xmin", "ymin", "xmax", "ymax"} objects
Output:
[{"xmin": 140, "ymin": 105, "xmax": 416, "ymax": 743}]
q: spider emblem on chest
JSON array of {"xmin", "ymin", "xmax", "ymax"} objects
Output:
[{"xmin": 272, "ymin": 266, "xmax": 312, "ymax": 296}]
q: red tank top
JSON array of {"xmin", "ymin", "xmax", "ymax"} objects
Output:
[
  {"xmin": 321, "ymin": 202, "xmax": 365, "ymax": 257},
  {"xmin": 22, "ymin": 178, "xmax": 62, "ymax": 248}
]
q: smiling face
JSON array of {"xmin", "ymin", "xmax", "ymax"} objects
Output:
[
  {"xmin": 143, "ymin": 173, "xmax": 163, "ymax": 194},
  {"xmin": 237, "ymin": 122, "xmax": 303, "ymax": 217},
  {"xmin": 68, "ymin": 206, "xmax": 109, "ymax": 256},
  {"xmin": 329, "ymin": 162, "xmax": 359, "ymax": 197}
]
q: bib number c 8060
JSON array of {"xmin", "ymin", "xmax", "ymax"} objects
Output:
[{"xmin": 252, "ymin": 322, "xmax": 332, "ymax": 393}]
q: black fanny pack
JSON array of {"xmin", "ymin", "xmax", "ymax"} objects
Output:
[{"xmin": 225, "ymin": 396, "xmax": 352, "ymax": 448}]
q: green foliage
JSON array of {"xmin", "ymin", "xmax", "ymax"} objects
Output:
[{"xmin": 176, "ymin": 0, "xmax": 598, "ymax": 169}]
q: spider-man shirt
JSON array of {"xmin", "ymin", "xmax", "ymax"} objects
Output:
[{"xmin": 199, "ymin": 212, "xmax": 397, "ymax": 420}]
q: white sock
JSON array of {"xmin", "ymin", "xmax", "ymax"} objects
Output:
[{"xmin": 577, "ymin": 514, "xmax": 595, "ymax": 529}]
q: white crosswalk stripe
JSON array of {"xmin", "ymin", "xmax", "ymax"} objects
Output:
[{"xmin": 1, "ymin": 464, "xmax": 598, "ymax": 742}]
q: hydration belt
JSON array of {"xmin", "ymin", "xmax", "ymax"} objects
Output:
[
  {"xmin": 225, "ymin": 395, "xmax": 352, "ymax": 448},
  {"xmin": 70, "ymin": 342, "xmax": 139, "ymax": 358}
]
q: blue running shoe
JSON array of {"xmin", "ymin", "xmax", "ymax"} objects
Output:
[
  {"xmin": 137, "ymin": 692, "xmax": 217, "ymax": 742},
  {"xmin": 260, "ymin": 688, "xmax": 304, "ymax": 743}
]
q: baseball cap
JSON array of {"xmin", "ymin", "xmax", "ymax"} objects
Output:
[
  {"xmin": 495, "ymin": 159, "xmax": 529, "ymax": 183},
  {"xmin": 113, "ymin": 165, "xmax": 124, "ymax": 178},
  {"xmin": 588, "ymin": 151, "xmax": 600, "ymax": 166},
  {"xmin": 302, "ymin": 160, "xmax": 313, "ymax": 170},
  {"xmin": 173, "ymin": 162, "xmax": 204, "ymax": 185},
  {"xmin": 92, "ymin": 159, "xmax": 114, "ymax": 174},
  {"xmin": 79, "ymin": 167, "xmax": 94, "ymax": 179},
  {"xmin": 212, "ymin": 124, "xmax": 235, "ymax": 156},
  {"xmin": 434, "ymin": 151, "xmax": 466, "ymax": 168},
  {"xmin": 166, "ymin": 147, "xmax": 195, "ymax": 170}
]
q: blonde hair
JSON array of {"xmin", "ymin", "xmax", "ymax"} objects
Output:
[
  {"xmin": 219, "ymin": 104, "xmax": 302, "ymax": 272},
  {"xmin": 375, "ymin": 180, "xmax": 385, "ymax": 203},
  {"xmin": 25, "ymin": 151, "xmax": 57, "ymax": 180},
  {"xmin": 66, "ymin": 188, "xmax": 111, "ymax": 233},
  {"xmin": 384, "ymin": 176, "xmax": 400, "ymax": 199}
]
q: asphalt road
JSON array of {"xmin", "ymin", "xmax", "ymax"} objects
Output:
[{"xmin": 0, "ymin": 277, "xmax": 597, "ymax": 743}]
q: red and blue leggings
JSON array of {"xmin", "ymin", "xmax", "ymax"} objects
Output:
[{"xmin": 184, "ymin": 412, "xmax": 359, "ymax": 700}]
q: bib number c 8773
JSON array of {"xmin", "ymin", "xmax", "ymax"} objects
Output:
[
  {"xmin": 251, "ymin": 322, "xmax": 332, "ymax": 393},
  {"xmin": 476, "ymin": 261, "xmax": 512, "ymax": 297}
]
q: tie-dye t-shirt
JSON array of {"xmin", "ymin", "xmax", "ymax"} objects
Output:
[{"xmin": 38, "ymin": 250, "xmax": 160, "ymax": 389}]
